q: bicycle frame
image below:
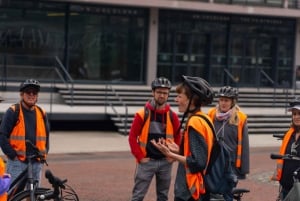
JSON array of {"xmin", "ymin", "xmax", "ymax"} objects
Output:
[
  {"xmin": 7, "ymin": 140, "xmax": 79, "ymax": 201},
  {"xmin": 271, "ymin": 153, "xmax": 300, "ymax": 201},
  {"xmin": 283, "ymin": 167, "xmax": 300, "ymax": 201},
  {"xmin": 9, "ymin": 169, "xmax": 79, "ymax": 201},
  {"xmin": 8, "ymin": 140, "xmax": 47, "ymax": 201}
]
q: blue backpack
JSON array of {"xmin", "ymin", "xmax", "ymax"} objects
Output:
[{"xmin": 195, "ymin": 114, "xmax": 238, "ymax": 194}]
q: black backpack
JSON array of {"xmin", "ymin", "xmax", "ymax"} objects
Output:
[{"xmin": 194, "ymin": 114, "xmax": 238, "ymax": 194}]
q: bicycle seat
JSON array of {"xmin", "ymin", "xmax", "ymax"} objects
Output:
[{"xmin": 232, "ymin": 188, "xmax": 250, "ymax": 194}]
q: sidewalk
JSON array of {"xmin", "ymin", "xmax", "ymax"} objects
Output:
[
  {"xmin": 48, "ymin": 131, "xmax": 282, "ymax": 154},
  {"xmin": 0, "ymin": 131, "xmax": 282, "ymax": 156},
  {"xmin": 0, "ymin": 131, "xmax": 281, "ymax": 201}
]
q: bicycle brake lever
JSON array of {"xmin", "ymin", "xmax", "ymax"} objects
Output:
[{"xmin": 41, "ymin": 158, "xmax": 48, "ymax": 166}]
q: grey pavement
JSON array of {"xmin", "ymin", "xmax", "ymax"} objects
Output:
[
  {"xmin": 47, "ymin": 131, "xmax": 281, "ymax": 154},
  {"xmin": 0, "ymin": 131, "xmax": 283, "ymax": 156}
]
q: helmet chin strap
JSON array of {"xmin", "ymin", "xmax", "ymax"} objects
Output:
[
  {"xmin": 295, "ymin": 125, "xmax": 300, "ymax": 133},
  {"xmin": 178, "ymin": 94, "xmax": 200, "ymax": 133}
]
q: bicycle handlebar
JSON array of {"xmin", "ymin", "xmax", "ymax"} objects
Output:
[
  {"xmin": 38, "ymin": 170, "xmax": 68, "ymax": 200},
  {"xmin": 270, "ymin": 153, "xmax": 300, "ymax": 160},
  {"xmin": 272, "ymin": 133, "xmax": 285, "ymax": 140},
  {"xmin": 25, "ymin": 140, "xmax": 47, "ymax": 165},
  {"xmin": 45, "ymin": 170, "xmax": 67, "ymax": 189}
]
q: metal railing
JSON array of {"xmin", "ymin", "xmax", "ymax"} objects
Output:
[
  {"xmin": 258, "ymin": 69, "xmax": 289, "ymax": 108},
  {"xmin": 224, "ymin": 69, "xmax": 239, "ymax": 90},
  {"xmin": 105, "ymin": 85, "xmax": 128, "ymax": 135},
  {"xmin": 54, "ymin": 56, "xmax": 74, "ymax": 106},
  {"xmin": 0, "ymin": 54, "xmax": 75, "ymax": 111},
  {"xmin": 258, "ymin": 69, "xmax": 276, "ymax": 105}
]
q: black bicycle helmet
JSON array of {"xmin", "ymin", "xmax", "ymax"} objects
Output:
[
  {"xmin": 181, "ymin": 75, "xmax": 214, "ymax": 105},
  {"xmin": 19, "ymin": 79, "xmax": 40, "ymax": 92},
  {"xmin": 288, "ymin": 97, "xmax": 300, "ymax": 111},
  {"xmin": 151, "ymin": 77, "xmax": 172, "ymax": 90},
  {"xmin": 216, "ymin": 86, "xmax": 238, "ymax": 99}
]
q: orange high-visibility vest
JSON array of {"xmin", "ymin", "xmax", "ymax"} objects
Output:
[
  {"xmin": 137, "ymin": 108, "xmax": 174, "ymax": 158},
  {"xmin": 272, "ymin": 127, "xmax": 294, "ymax": 181},
  {"xmin": 207, "ymin": 108, "xmax": 247, "ymax": 167},
  {"xmin": 184, "ymin": 111, "xmax": 214, "ymax": 200},
  {"xmin": 9, "ymin": 104, "xmax": 47, "ymax": 161},
  {"xmin": 0, "ymin": 158, "xmax": 7, "ymax": 201}
]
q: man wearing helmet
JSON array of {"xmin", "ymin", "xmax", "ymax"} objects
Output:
[
  {"xmin": 207, "ymin": 86, "xmax": 249, "ymax": 201},
  {"xmin": 151, "ymin": 75, "xmax": 215, "ymax": 201},
  {"xmin": 0, "ymin": 79, "xmax": 50, "ymax": 185},
  {"xmin": 271, "ymin": 97, "xmax": 300, "ymax": 200},
  {"xmin": 128, "ymin": 77, "xmax": 181, "ymax": 201}
]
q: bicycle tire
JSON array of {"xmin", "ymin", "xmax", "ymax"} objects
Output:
[{"xmin": 9, "ymin": 188, "xmax": 53, "ymax": 201}]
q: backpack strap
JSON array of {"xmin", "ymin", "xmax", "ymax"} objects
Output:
[
  {"xmin": 191, "ymin": 114, "xmax": 217, "ymax": 141},
  {"xmin": 10, "ymin": 103, "xmax": 20, "ymax": 126}
]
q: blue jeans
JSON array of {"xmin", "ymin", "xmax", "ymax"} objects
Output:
[
  {"xmin": 7, "ymin": 158, "xmax": 43, "ymax": 186},
  {"xmin": 131, "ymin": 158, "xmax": 172, "ymax": 201}
]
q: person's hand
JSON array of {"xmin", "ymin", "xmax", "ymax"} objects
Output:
[
  {"xmin": 166, "ymin": 157, "xmax": 175, "ymax": 163},
  {"xmin": 270, "ymin": 175, "xmax": 278, "ymax": 181},
  {"xmin": 140, "ymin": 158, "xmax": 150, "ymax": 163},
  {"xmin": 165, "ymin": 139, "xmax": 179, "ymax": 154},
  {"xmin": 151, "ymin": 138, "xmax": 172, "ymax": 157}
]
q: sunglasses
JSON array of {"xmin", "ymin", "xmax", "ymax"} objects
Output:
[
  {"xmin": 291, "ymin": 141, "xmax": 299, "ymax": 155},
  {"xmin": 24, "ymin": 89, "xmax": 38, "ymax": 95}
]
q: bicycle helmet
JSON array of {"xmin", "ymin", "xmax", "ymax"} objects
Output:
[
  {"xmin": 288, "ymin": 97, "xmax": 300, "ymax": 111},
  {"xmin": 181, "ymin": 75, "xmax": 214, "ymax": 105},
  {"xmin": 19, "ymin": 79, "xmax": 40, "ymax": 92},
  {"xmin": 216, "ymin": 86, "xmax": 238, "ymax": 99},
  {"xmin": 151, "ymin": 77, "xmax": 172, "ymax": 90}
]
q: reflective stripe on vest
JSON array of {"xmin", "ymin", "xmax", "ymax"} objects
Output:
[
  {"xmin": 9, "ymin": 104, "xmax": 47, "ymax": 161},
  {"xmin": 137, "ymin": 109, "xmax": 174, "ymax": 158},
  {"xmin": 184, "ymin": 112, "xmax": 214, "ymax": 200},
  {"xmin": 272, "ymin": 127, "xmax": 294, "ymax": 181},
  {"xmin": 207, "ymin": 108, "xmax": 246, "ymax": 168}
]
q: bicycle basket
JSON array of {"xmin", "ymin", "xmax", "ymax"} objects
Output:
[{"xmin": 283, "ymin": 182, "xmax": 300, "ymax": 201}]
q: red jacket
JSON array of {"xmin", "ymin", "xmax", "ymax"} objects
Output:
[{"xmin": 128, "ymin": 101, "xmax": 181, "ymax": 162}]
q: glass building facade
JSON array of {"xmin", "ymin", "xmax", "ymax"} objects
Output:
[
  {"xmin": 158, "ymin": 10, "xmax": 296, "ymax": 87},
  {"xmin": 0, "ymin": 2, "xmax": 148, "ymax": 84},
  {"xmin": 0, "ymin": 1, "xmax": 297, "ymax": 87}
]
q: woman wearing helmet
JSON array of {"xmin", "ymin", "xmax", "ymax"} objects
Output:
[
  {"xmin": 152, "ymin": 75, "xmax": 215, "ymax": 201},
  {"xmin": 207, "ymin": 86, "xmax": 249, "ymax": 201},
  {"xmin": 271, "ymin": 97, "xmax": 300, "ymax": 200},
  {"xmin": 0, "ymin": 79, "xmax": 50, "ymax": 186}
]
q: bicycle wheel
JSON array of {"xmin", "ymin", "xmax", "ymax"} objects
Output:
[{"xmin": 9, "ymin": 188, "xmax": 53, "ymax": 201}]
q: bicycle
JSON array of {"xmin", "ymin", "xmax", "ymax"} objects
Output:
[
  {"xmin": 8, "ymin": 140, "xmax": 79, "ymax": 201},
  {"xmin": 270, "ymin": 153, "xmax": 300, "ymax": 201},
  {"xmin": 210, "ymin": 187, "xmax": 250, "ymax": 201}
]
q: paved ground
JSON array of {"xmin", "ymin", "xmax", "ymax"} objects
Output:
[
  {"xmin": 0, "ymin": 131, "xmax": 284, "ymax": 201},
  {"xmin": 21, "ymin": 131, "xmax": 281, "ymax": 201}
]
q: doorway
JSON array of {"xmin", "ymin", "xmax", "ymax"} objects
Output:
[{"xmin": 171, "ymin": 32, "xmax": 209, "ymax": 82}]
